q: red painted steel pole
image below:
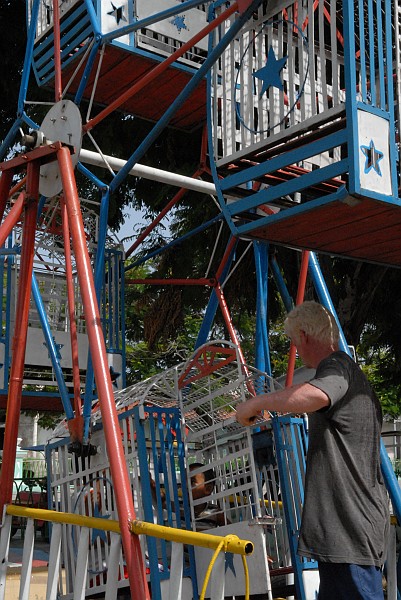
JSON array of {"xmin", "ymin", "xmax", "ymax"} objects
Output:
[
  {"xmin": 0, "ymin": 165, "xmax": 39, "ymax": 513},
  {"xmin": 0, "ymin": 170, "xmax": 14, "ymax": 222},
  {"xmin": 285, "ymin": 250, "xmax": 310, "ymax": 387},
  {"xmin": 60, "ymin": 196, "xmax": 82, "ymax": 417},
  {"xmin": 0, "ymin": 191, "xmax": 25, "ymax": 248},
  {"xmin": 215, "ymin": 236, "xmax": 238, "ymax": 281},
  {"xmin": 52, "ymin": 0, "xmax": 62, "ymax": 101},
  {"xmin": 213, "ymin": 281, "xmax": 250, "ymax": 370},
  {"xmin": 57, "ymin": 146, "xmax": 150, "ymax": 600}
]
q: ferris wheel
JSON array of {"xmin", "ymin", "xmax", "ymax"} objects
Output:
[{"xmin": 1, "ymin": 1, "xmax": 401, "ymax": 599}]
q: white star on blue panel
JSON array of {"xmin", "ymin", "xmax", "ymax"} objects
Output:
[
  {"xmin": 170, "ymin": 15, "xmax": 188, "ymax": 33},
  {"xmin": 360, "ymin": 139, "xmax": 384, "ymax": 176},
  {"xmin": 253, "ymin": 46, "xmax": 288, "ymax": 98}
]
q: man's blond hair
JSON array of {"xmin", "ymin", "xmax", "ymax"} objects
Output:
[{"xmin": 284, "ymin": 301, "xmax": 340, "ymax": 346}]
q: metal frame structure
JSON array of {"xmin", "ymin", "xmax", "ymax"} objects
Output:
[{"xmin": 1, "ymin": 0, "xmax": 401, "ymax": 598}]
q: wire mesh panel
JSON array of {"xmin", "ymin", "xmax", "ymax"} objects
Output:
[{"xmin": 178, "ymin": 342, "xmax": 276, "ymax": 526}]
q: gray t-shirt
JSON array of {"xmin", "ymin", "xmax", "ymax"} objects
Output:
[{"xmin": 297, "ymin": 351, "xmax": 389, "ymax": 566}]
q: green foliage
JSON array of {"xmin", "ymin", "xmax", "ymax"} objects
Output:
[
  {"xmin": 124, "ymin": 312, "xmax": 205, "ymax": 385},
  {"xmin": 358, "ymin": 334, "xmax": 401, "ymax": 418},
  {"xmin": 22, "ymin": 409, "xmax": 63, "ymax": 430}
]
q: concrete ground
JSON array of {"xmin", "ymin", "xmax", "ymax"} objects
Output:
[{"xmin": 6, "ymin": 527, "xmax": 51, "ymax": 599}]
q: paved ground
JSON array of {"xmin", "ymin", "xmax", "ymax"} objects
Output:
[
  {"xmin": 8, "ymin": 530, "xmax": 49, "ymax": 568},
  {"xmin": 6, "ymin": 528, "xmax": 50, "ymax": 599}
]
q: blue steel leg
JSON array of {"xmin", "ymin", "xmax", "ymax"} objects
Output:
[
  {"xmin": 309, "ymin": 251, "xmax": 401, "ymax": 523},
  {"xmin": 308, "ymin": 252, "xmax": 348, "ymax": 351},
  {"xmin": 18, "ymin": 0, "xmax": 40, "ymax": 115},
  {"xmin": 0, "ymin": 0, "xmax": 43, "ymax": 159},
  {"xmin": 31, "ymin": 273, "xmax": 74, "ymax": 420},
  {"xmin": 269, "ymin": 255, "xmax": 293, "ymax": 313},
  {"xmin": 254, "ymin": 241, "xmax": 271, "ymax": 376},
  {"xmin": 134, "ymin": 407, "xmax": 163, "ymax": 600}
]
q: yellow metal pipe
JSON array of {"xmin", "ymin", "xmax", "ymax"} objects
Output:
[
  {"xmin": 131, "ymin": 520, "xmax": 254, "ymax": 555},
  {"xmin": 6, "ymin": 504, "xmax": 121, "ymax": 533},
  {"xmin": 6, "ymin": 504, "xmax": 254, "ymax": 556}
]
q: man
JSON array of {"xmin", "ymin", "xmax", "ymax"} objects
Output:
[{"xmin": 236, "ymin": 301, "xmax": 389, "ymax": 600}]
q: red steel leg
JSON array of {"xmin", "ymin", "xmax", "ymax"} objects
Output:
[
  {"xmin": 60, "ymin": 195, "xmax": 82, "ymax": 417},
  {"xmin": 0, "ymin": 191, "xmax": 25, "ymax": 248},
  {"xmin": 285, "ymin": 250, "xmax": 310, "ymax": 387},
  {"xmin": 0, "ymin": 164, "xmax": 39, "ymax": 512},
  {"xmin": 0, "ymin": 170, "xmax": 14, "ymax": 222},
  {"xmin": 57, "ymin": 146, "xmax": 150, "ymax": 600}
]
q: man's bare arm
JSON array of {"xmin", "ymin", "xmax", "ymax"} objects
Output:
[{"xmin": 236, "ymin": 383, "xmax": 330, "ymax": 426}]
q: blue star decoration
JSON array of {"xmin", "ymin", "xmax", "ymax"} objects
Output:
[
  {"xmin": 109, "ymin": 365, "xmax": 121, "ymax": 388},
  {"xmin": 253, "ymin": 46, "xmax": 288, "ymax": 98},
  {"xmin": 43, "ymin": 338, "xmax": 63, "ymax": 360},
  {"xmin": 360, "ymin": 139, "xmax": 384, "ymax": 176},
  {"xmin": 170, "ymin": 15, "xmax": 188, "ymax": 33},
  {"xmin": 92, "ymin": 503, "xmax": 111, "ymax": 544},
  {"xmin": 225, "ymin": 552, "xmax": 236, "ymax": 576},
  {"xmin": 107, "ymin": 2, "xmax": 127, "ymax": 25}
]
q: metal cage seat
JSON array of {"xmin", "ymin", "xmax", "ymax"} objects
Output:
[
  {"xmin": 27, "ymin": 0, "xmax": 210, "ymax": 130},
  {"xmin": 208, "ymin": 0, "xmax": 401, "ymax": 267}
]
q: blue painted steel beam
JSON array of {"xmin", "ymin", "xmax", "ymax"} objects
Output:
[
  {"xmin": 254, "ymin": 241, "xmax": 271, "ymax": 376},
  {"xmin": 74, "ymin": 39, "xmax": 102, "ymax": 105},
  {"xmin": 236, "ymin": 185, "xmax": 348, "ymax": 237},
  {"xmin": 229, "ymin": 160, "xmax": 349, "ymax": 218},
  {"xmin": 272, "ymin": 416, "xmax": 308, "ymax": 600},
  {"xmin": 0, "ymin": 118, "xmax": 24, "ymax": 162},
  {"xmin": 220, "ymin": 129, "xmax": 348, "ymax": 192},
  {"xmin": 308, "ymin": 253, "xmax": 348, "ymax": 352},
  {"xmin": 384, "ymin": 0, "xmax": 398, "ymax": 196},
  {"xmin": 18, "ymin": 0, "xmax": 40, "ymax": 114},
  {"xmin": 31, "ymin": 274, "xmax": 74, "ymax": 420},
  {"xmin": 125, "ymin": 213, "xmax": 224, "ymax": 272},
  {"xmin": 342, "ymin": 0, "xmax": 359, "ymax": 194},
  {"xmin": 134, "ymin": 407, "xmax": 163, "ymax": 600},
  {"xmin": 269, "ymin": 255, "xmax": 293, "ymax": 314},
  {"xmin": 83, "ymin": 0, "xmax": 102, "ymax": 37}
]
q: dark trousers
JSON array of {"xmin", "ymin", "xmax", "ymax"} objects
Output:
[{"xmin": 318, "ymin": 562, "xmax": 384, "ymax": 600}]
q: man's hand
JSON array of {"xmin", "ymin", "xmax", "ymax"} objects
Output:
[{"xmin": 236, "ymin": 397, "xmax": 263, "ymax": 426}]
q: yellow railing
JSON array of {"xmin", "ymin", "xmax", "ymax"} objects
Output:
[{"xmin": 5, "ymin": 504, "xmax": 254, "ymax": 599}]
